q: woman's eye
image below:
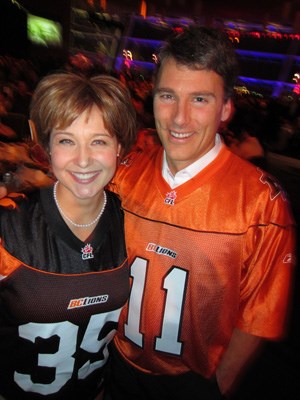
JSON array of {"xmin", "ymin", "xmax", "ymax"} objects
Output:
[
  {"xmin": 93, "ymin": 139, "xmax": 106, "ymax": 145},
  {"xmin": 59, "ymin": 138, "xmax": 73, "ymax": 145}
]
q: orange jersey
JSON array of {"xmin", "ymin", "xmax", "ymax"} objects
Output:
[{"xmin": 109, "ymin": 143, "xmax": 295, "ymax": 378}]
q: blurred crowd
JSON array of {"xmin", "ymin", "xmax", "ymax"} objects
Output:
[
  {"xmin": 222, "ymin": 91, "xmax": 300, "ymax": 161},
  {"xmin": 0, "ymin": 56, "xmax": 39, "ymax": 118},
  {"xmin": 2, "ymin": 53, "xmax": 300, "ymax": 163}
]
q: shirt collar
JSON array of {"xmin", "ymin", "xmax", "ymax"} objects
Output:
[{"xmin": 162, "ymin": 133, "xmax": 223, "ymax": 188}]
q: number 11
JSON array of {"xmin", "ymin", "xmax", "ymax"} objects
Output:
[{"xmin": 125, "ymin": 257, "xmax": 188, "ymax": 356}]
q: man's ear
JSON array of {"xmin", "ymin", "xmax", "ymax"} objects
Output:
[{"xmin": 221, "ymin": 99, "xmax": 233, "ymax": 123}]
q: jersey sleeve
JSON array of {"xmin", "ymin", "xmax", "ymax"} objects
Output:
[{"xmin": 237, "ymin": 193, "xmax": 296, "ymax": 339}]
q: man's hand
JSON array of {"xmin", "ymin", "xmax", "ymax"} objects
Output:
[{"xmin": 216, "ymin": 328, "xmax": 264, "ymax": 397}]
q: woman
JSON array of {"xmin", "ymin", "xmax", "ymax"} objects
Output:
[{"xmin": 0, "ymin": 72, "xmax": 136, "ymax": 400}]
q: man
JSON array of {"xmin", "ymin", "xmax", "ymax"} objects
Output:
[{"xmin": 107, "ymin": 26, "xmax": 295, "ymax": 399}]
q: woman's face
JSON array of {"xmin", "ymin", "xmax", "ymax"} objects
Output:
[{"xmin": 49, "ymin": 104, "xmax": 120, "ymax": 201}]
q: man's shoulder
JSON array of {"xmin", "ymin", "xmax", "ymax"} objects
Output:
[
  {"xmin": 109, "ymin": 138, "xmax": 162, "ymax": 197},
  {"xmin": 119, "ymin": 136, "xmax": 162, "ymax": 172},
  {"xmin": 218, "ymin": 149, "xmax": 293, "ymax": 223}
]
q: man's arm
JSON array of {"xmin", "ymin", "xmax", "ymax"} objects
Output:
[{"xmin": 216, "ymin": 327, "xmax": 264, "ymax": 397}]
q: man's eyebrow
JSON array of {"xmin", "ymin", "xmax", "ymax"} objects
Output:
[
  {"xmin": 192, "ymin": 91, "xmax": 216, "ymax": 98},
  {"xmin": 153, "ymin": 87, "xmax": 174, "ymax": 94},
  {"xmin": 154, "ymin": 87, "xmax": 215, "ymax": 98}
]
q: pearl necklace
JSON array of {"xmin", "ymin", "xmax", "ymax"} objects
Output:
[{"xmin": 53, "ymin": 181, "xmax": 107, "ymax": 228}]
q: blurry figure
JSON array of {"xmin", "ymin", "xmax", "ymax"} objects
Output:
[
  {"xmin": 0, "ymin": 120, "xmax": 16, "ymax": 140},
  {"xmin": 0, "ymin": 84, "xmax": 13, "ymax": 113},
  {"xmin": 0, "ymin": 86, "xmax": 17, "ymax": 140},
  {"xmin": 287, "ymin": 115, "xmax": 300, "ymax": 159},
  {"xmin": 11, "ymin": 79, "xmax": 32, "ymax": 117},
  {"xmin": 223, "ymin": 105, "xmax": 268, "ymax": 170},
  {"xmin": 132, "ymin": 128, "xmax": 161, "ymax": 152},
  {"xmin": 273, "ymin": 117, "xmax": 295, "ymax": 155}
]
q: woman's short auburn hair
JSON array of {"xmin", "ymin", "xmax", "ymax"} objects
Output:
[{"xmin": 30, "ymin": 72, "xmax": 137, "ymax": 156}]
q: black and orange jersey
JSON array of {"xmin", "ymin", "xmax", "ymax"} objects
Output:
[
  {"xmin": 0, "ymin": 187, "xmax": 129, "ymax": 400},
  {"xmin": 110, "ymin": 142, "xmax": 295, "ymax": 379}
]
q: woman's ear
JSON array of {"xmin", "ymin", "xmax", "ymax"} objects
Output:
[{"xmin": 117, "ymin": 143, "xmax": 122, "ymax": 158}]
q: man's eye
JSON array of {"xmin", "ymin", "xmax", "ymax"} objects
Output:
[
  {"xmin": 160, "ymin": 94, "xmax": 173, "ymax": 101},
  {"xmin": 195, "ymin": 96, "xmax": 206, "ymax": 103}
]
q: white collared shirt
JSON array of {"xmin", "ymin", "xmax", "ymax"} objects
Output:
[{"xmin": 162, "ymin": 133, "xmax": 223, "ymax": 189}]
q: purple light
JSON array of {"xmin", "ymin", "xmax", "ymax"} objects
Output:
[
  {"xmin": 122, "ymin": 37, "xmax": 162, "ymax": 46},
  {"xmin": 236, "ymin": 49, "xmax": 289, "ymax": 60}
]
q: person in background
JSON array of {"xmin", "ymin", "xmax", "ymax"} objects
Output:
[
  {"xmin": 0, "ymin": 86, "xmax": 17, "ymax": 140},
  {"xmin": 222, "ymin": 105, "xmax": 268, "ymax": 170},
  {"xmin": 0, "ymin": 72, "xmax": 136, "ymax": 400},
  {"xmin": 107, "ymin": 25, "xmax": 296, "ymax": 399}
]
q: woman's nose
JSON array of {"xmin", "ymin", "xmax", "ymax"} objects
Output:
[{"xmin": 76, "ymin": 145, "xmax": 91, "ymax": 168}]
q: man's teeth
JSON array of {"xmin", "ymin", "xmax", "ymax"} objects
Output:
[{"xmin": 170, "ymin": 131, "xmax": 193, "ymax": 138}]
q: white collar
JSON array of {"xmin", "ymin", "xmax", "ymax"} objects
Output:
[{"xmin": 162, "ymin": 133, "xmax": 223, "ymax": 188}]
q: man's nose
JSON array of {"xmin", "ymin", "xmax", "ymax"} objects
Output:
[{"xmin": 173, "ymin": 100, "xmax": 190, "ymax": 127}]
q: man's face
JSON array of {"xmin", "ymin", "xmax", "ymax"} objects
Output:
[{"xmin": 153, "ymin": 58, "xmax": 232, "ymax": 174}]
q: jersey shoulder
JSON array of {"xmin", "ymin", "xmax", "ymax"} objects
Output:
[
  {"xmin": 222, "ymin": 150, "xmax": 295, "ymax": 227},
  {"xmin": 110, "ymin": 139, "xmax": 162, "ymax": 195}
]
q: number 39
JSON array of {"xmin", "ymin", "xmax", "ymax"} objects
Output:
[{"xmin": 14, "ymin": 311, "xmax": 119, "ymax": 395}]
